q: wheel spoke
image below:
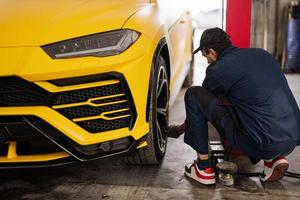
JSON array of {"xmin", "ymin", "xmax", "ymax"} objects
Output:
[
  {"xmin": 156, "ymin": 66, "xmax": 168, "ymax": 96},
  {"xmin": 157, "ymin": 107, "xmax": 167, "ymax": 116},
  {"xmin": 157, "ymin": 79, "xmax": 167, "ymax": 98},
  {"xmin": 156, "ymin": 120, "xmax": 166, "ymax": 151}
]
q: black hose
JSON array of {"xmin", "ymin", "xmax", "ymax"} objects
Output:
[
  {"xmin": 225, "ymin": 148, "xmax": 300, "ymax": 179},
  {"xmin": 285, "ymin": 171, "xmax": 300, "ymax": 175},
  {"xmin": 285, "ymin": 171, "xmax": 300, "ymax": 178},
  {"xmin": 284, "ymin": 174, "xmax": 300, "ymax": 178},
  {"xmin": 235, "ymin": 172, "xmax": 261, "ymax": 177},
  {"xmin": 235, "ymin": 172, "xmax": 300, "ymax": 179}
]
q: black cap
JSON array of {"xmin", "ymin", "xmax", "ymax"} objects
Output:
[{"xmin": 193, "ymin": 27, "xmax": 231, "ymax": 54}]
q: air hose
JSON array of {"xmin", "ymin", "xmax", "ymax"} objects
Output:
[
  {"xmin": 225, "ymin": 148, "xmax": 300, "ymax": 179},
  {"xmin": 234, "ymin": 171, "xmax": 300, "ymax": 179}
]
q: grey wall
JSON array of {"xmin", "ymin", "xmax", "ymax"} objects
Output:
[{"xmin": 250, "ymin": 0, "xmax": 296, "ymax": 61}]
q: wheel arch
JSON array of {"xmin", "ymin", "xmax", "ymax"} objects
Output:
[
  {"xmin": 121, "ymin": 4, "xmax": 171, "ymax": 123},
  {"xmin": 145, "ymin": 38, "xmax": 170, "ymax": 122}
]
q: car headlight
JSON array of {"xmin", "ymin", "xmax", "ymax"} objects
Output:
[{"xmin": 42, "ymin": 29, "xmax": 140, "ymax": 59}]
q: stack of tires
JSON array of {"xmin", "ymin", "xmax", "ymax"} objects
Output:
[{"xmin": 286, "ymin": 2, "xmax": 300, "ymax": 72}]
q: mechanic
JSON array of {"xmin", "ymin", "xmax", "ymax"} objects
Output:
[{"xmin": 168, "ymin": 27, "xmax": 300, "ymax": 185}]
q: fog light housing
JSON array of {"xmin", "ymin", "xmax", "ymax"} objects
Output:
[
  {"xmin": 74, "ymin": 137, "xmax": 132, "ymax": 157},
  {"xmin": 98, "ymin": 142, "xmax": 112, "ymax": 152}
]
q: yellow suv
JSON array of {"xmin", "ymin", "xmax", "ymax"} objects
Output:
[{"xmin": 0, "ymin": 0, "xmax": 193, "ymax": 168}]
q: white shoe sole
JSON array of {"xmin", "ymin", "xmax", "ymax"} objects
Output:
[{"xmin": 260, "ymin": 159, "xmax": 289, "ymax": 182}]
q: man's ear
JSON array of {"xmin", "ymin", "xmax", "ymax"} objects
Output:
[{"xmin": 209, "ymin": 49, "xmax": 218, "ymax": 59}]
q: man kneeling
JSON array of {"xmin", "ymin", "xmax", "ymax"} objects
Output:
[{"xmin": 169, "ymin": 28, "xmax": 300, "ymax": 185}]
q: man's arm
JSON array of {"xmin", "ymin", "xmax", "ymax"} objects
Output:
[{"xmin": 202, "ymin": 63, "xmax": 229, "ymax": 97}]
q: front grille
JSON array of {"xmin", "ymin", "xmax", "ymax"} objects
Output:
[
  {"xmin": 52, "ymin": 83, "xmax": 123, "ymax": 105},
  {"xmin": 91, "ymin": 95, "xmax": 127, "ymax": 104},
  {"xmin": 0, "ymin": 74, "xmax": 136, "ymax": 134},
  {"xmin": 53, "ymin": 83, "xmax": 133, "ymax": 133},
  {"xmin": 0, "ymin": 77, "xmax": 49, "ymax": 106},
  {"xmin": 77, "ymin": 117, "xmax": 130, "ymax": 133},
  {"xmin": 57, "ymin": 102, "xmax": 130, "ymax": 119}
]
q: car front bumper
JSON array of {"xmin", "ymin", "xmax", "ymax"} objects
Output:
[{"xmin": 0, "ymin": 34, "xmax": 154, "ymax": 167}]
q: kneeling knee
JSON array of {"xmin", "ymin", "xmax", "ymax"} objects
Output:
[
  {"xmin": 185, "ymin": 86, "xmax": 209, "ymax": 100},
  {"xmin": 185, "ymin": 86, "xmax": 202, "ymax": 101}
]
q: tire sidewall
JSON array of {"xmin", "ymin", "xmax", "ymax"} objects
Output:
[{"xmin": 149, "ymin": 56, "xmax": 169, "ymax": 162}]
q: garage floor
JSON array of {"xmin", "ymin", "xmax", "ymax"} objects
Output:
[
  {"xmin": 1, "ymin": 38, "xmax": 300, "ymax": 199},
  {"xmin": 0, "ymin": 76, "xmax": 299, "ymax": 200}
]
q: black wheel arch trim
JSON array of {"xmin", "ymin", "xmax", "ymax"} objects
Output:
[{"xmin": 146, "ymin": 37, "xmax": 170, "ymax": 122}]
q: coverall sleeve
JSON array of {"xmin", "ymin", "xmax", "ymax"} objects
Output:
[{"xmin": 202, "ymin": 62, "xmax": 232, "ymax": 97}]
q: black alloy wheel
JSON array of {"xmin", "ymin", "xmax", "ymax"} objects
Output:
[
  {"xmin": 155, "ymin": 62, "xmax": 169, "ymax": 154},
  {"xmin": 124, "ymin": 56, "xmax": 169, "ymax": 165}
]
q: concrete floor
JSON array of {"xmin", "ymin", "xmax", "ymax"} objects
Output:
[
  {"xmin": 0, "ymin": 31, "xmax": 300, "ymax": 199},
  {"xmin": 0, "ymin": 74, "xmax": 299, "ymax": 200},
  {"xmin": 1, "ymin": 74, "xmax": 300, "ymax": 200}
]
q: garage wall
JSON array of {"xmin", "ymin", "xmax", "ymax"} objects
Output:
[{"xmin": 250, "ymin": 0, "xmax": 296, "ymax": 61}]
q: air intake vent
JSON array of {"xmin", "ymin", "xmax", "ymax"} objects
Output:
[
  {"xmin": 52, "ymin": 82, "xmax": 133, "ymax": 133},
  {"xmin": 0, "ymin": 74, "xmax": 136, "ymax": 134},
  {"xmin": 0, "ymin": 77, "xmax": 49, "ymax": 106}
]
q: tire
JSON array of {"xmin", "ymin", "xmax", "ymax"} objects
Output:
[{"xmin": 124, "ymin": 56, "xmax": 169, "ymax": 165}]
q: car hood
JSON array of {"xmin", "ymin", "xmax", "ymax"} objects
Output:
[{"xmin": 0, "ymin": 0, "xmax": 148, "ymax": 47}]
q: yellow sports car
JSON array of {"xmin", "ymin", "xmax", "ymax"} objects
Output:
[{"xmin": 0, "ymin": 0, "xmax": 193, "ymax": 168}]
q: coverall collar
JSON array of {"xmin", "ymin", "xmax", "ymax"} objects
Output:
[{"xmin": 217, "ymin": 46, "xmax": 237, "ymax": 60}]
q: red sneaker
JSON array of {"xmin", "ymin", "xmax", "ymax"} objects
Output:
[
  {"xmin": 185, "ymin": 161, "xmax": 216, "ymax": 185},
  {"xmin": 260, "ymin": 156, "xmax": 289, "ymax": 182}
]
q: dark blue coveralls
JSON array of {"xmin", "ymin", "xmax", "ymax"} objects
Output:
[{"xmin": 184, "ymin": 46, "xmax": 300, "ymax": 160}]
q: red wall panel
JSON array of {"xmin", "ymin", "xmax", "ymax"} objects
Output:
[{"xmin": 226, "ymin": 0, "xmax": 252, "ymax": 48}]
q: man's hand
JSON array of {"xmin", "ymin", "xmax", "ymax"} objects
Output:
[{"xmin": 167, "ymin": 122, "xmax": 185, "ymax": 138}]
